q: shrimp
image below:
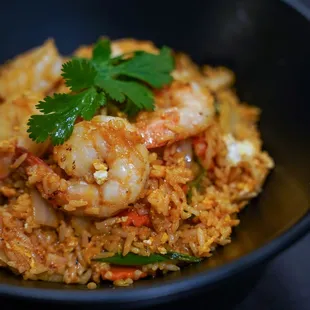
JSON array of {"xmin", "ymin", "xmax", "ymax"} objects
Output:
[
  {"xmin": 22, "ymin": 116, "xmax": 150, "ymax": 218},
  {"xmin": 135, "ymin": 81, "xmax": 215, "ymax": 149},
  {"xmin": 192, "ymin": 89, "xmax": 262, "ymax": 170},
  {"xmin": 0, "ymin": 39, "xmax": 63, "ymax": 100},
  {"xmin": 202, "ymin": 65, "xmax": 235, "ymax": 92},
  {"xmin": 0, "ymin": 92, "xmax": 50, "ymax": 179},
  {"xmin": 171, "ymin": 53, "xmax": 203, "ymax": 83}
]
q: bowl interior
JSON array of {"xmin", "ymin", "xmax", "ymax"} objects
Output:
[{"xmin": 0, "ymin": 0, "xmax": 309, "ymax": 298}]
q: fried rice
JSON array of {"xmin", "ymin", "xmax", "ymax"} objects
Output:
[{"xmin": 0, "ymin": 38, "xmax": 274, "ymax": 288}]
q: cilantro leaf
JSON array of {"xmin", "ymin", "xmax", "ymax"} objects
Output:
[
  {"xmin": 110, "ymin": 47, "xmax": 174, "ymax": 88},
  {"xmin": 123, "ymin": 99, "xmax": 141, "ymax": 117},
  {"xmin": 79, "ymin": 91, "xmax": 106, "ymax": 120},
  {"xmin": 95, "ymin": 78, "xmax": 154, "ymax": 110},
  {"xmin": 92, "ymin": 39, "xmax": 111, "ymax": 65},
  {"xmin": 28, "ymin": 110, "xmax": 76, "ymax": 146},
  {"xmin": 61, "ymin": 58, "xmax": 97, "ymax": 92},
  {"xmin": 27, "ymin": 88, "xmax": 106, "ymax": 145}
]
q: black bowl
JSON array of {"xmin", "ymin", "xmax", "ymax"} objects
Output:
[{"xmin": 0, "ymin": 0, "xmax": 309, "ymax": 308}]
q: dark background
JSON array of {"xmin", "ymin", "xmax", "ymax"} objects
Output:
[{"xmin": 0, "ymin": 0, "xmax": 309, "ymax": 309}]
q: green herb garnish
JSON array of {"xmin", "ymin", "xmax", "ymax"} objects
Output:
[
  {"xmin": 27, "ymin": 39, "xmax": 175, "ymax": 146},
  {"xmin": 186, "ymin": 159, "xmax": 206, "ymax": 202},
  {"xmin": 165, "ymin": 252, "xmax": 202, "ymax": 263},
  {"xmin": 214, "ymin": 98, "xmax": 221, "ymax": 116},
  {"xmin": 93, "ymin": 253, "xmax": 167, "ymax": 266},
  {"xmin": 93, "ymin": 252, "xmax": 202, "ymax": 266}
]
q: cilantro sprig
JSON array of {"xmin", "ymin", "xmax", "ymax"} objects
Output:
[{"xmin": 27, "ymin": 39, "xmax": 175, "ymax": 145}]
